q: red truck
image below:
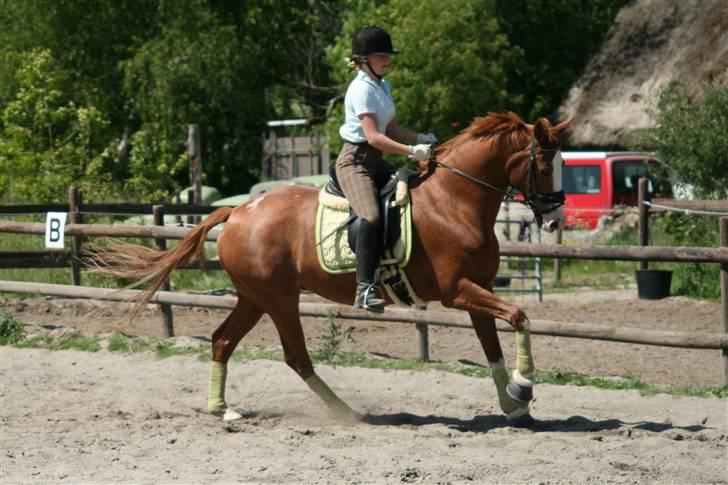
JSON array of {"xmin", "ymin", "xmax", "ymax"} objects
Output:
[{"xmin": 557, "ymin": 151, "xmax": 673, "ymax": 229}]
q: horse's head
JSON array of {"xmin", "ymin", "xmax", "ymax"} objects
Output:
[{"xmin": 506, "ymin": 117, "xmax": 573, "ymax": 232}]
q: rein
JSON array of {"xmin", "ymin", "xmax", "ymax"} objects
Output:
[{"xmin": 432, "ymin": 137, "xmax": 564, "ymax": 222}]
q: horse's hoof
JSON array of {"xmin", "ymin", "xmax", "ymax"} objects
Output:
[
  {"xmin": 222, "ymin": 408, "xmax": 244, "ymax": 422},
  {"xmin": 509, "ymin": 412, "xmax": 535, "ymax": 428},
  {"xmin": 507, "ymin": 381, "xmax": 533, "ymax": 403},
  {"xmin": 334, "ymin": 409, "xmax": 363, "ymax": 424}
]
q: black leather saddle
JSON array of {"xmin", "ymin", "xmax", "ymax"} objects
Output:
[{"xmin": 325, "ymin": 166, "xmax": 403, "ymax": 254}]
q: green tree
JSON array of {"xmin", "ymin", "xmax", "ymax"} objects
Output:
[
  {"xmin": 644, "ymin": 82, "xmax": 728, "ymax": 199},
  {"xmin": 325, "ymin": 0, "xmax": 517, "ymax": 153},
  {"xmin": 121, "ymin": 1, "xmax": 322, "ymax": 196},
  {"xmin": 640, "ymin": 81, "xmax": 728, "ymax": 300},
  {"xmin": 494, "ymin": 0, "xmax": 628, "ymax": 121},
  {"xmin": 0, "ymin": 49, "xmax": 115, "ymax": 203}
]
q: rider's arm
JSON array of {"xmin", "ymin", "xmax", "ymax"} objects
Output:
[
  {"xmin": 360, "ymin": 114, "xmax": 412, "ymax": 156},
  {"xmin": 385, "ymin": 121, "xmax": 418, "ymax": 145}
]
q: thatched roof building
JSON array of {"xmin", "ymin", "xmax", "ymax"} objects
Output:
[{"xmin": 557, "ymin": 0, "xmax": 728, "ymax": 148}]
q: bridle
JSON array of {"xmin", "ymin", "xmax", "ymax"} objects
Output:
[{"xmin": 433, "ymin": 136, "xmax": 565, "ymax": 225}]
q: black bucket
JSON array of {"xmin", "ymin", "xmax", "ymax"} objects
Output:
[
  {"xmin": 636, "ymin": 270, "xmax": 672, "ymax": 300},
  {"xmin": 494, "ymin": 276, "xmax": 511, "ymax": 288}
]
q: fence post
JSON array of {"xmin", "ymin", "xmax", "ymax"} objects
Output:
[
  {"xmin": 153, "ymin": 205, "xmax": 174, "ymax": 337},
  {"xmin": 416, "ymin": 323, "xmax": 429, "ymax": 361},
  {"xmin": 186, "ymin": 190, "xmax": 195, "ymax": 227},
  {"xmin": 638, "ymin": 177, "xmax": 650, "ymax": 270},
  {"xmin": 554, "ymin": 225, "xmax": 563, "ymax": 282},
  {"xmin": 188, "ymin": 124, "xmax": 202, "ymax": 224},
  {"xmin": 720, "ymin": 217, "xmax": 727, "ymax": 386},
  {"xmin": 68, "ymin": 186, "xmax": 82, "ymax": 285}
]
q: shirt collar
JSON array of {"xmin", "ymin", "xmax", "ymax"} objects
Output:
[{"xmin": 356, "ymin": 69, "xmax": 383, "ymax": 88}]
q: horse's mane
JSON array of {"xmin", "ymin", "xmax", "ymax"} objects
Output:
[{"xmin": 435, "ymin": 112, "xmax": 531, "ymax": 157}]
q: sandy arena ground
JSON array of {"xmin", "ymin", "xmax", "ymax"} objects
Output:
[{"xmin": 1, "ymin": 290, "xmax": 726, "ymax": 483}]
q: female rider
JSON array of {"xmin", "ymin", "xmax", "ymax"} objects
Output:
[{"xmin": 336, "ymin": 25, "xmax": 437, "ymax": 312}]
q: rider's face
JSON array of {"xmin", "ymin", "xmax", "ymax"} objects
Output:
[{"xmin": 367, "ymin": 54, "xmax": 390, "ymax": 75}]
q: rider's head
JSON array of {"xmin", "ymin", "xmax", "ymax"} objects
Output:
[{"xmin": 349, "ymin": 25, "xmax": 398, "ymax": 79}]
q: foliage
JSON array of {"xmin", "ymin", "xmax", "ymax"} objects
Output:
[
  {"xmin": 0, "ymin": 0, "xmax": 625, "ymax": 201},
  {"xmin": 313, "ymin": 309, "xmax": 355, "ymax": 365},
  {"xmin": 656, "ymin": 213, "xmax": 720, "ymax": 300},
  {"xmin": 326, "ymin": 0, "xmax": 516, "ymax": 154},
  {"xmin": 0, "ymin": 313, "xmax": 25, "ymax": 345},
  {"xmin": 325, "ymin": 0, "xmax": 623, "ymax": 154},
  {"xmin": 0, "ymin": 49, "xmax": 117, "ymax": 203},
  {"xmin": 640, "ymin": 82, "xmax": 728, "ymax": 199},
  {"xmin": 494, "ymin": 0, "xmax": 628, "ymax": 121},
  {"xmin": 635, "ymin": 81, "xmax": 727, "ymax": 299}
]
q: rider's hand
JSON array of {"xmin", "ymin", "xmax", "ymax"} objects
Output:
[
  {"xmin": 409, "ymin": 144, "xmax": 433, "ymax": 161},
  {"xmin": 417, "ymin": 132, "xmax": 438, "ymax": 144}
]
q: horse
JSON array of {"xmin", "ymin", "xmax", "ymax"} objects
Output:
[{"xmin": 92, "ymin": 112, "xmax": 571, "ymax": 424}]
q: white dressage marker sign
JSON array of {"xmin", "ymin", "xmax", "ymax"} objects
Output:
[{"xmin": 45, "ymin": 212, "xmax": 67, "ymax": 249}]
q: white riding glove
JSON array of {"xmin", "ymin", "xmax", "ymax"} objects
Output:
[
  {"xmin": 409, "ymin": 144, "xmax": 433, "ymax": 161},
  {"xmin": 416, "ymin": 132, "xmax": 439, "ymax": 144}
]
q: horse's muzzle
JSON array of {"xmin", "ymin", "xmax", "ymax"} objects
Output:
[{"xmin": 542, "ymin": 218, "xmax": 559, "ymax": 233}]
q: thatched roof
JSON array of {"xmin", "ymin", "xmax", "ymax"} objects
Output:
[{"xmin": 557, "ymin": 0, "xmax": 728, "ymax": 148}]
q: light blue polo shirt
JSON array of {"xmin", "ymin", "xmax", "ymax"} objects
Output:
[{"xmin": 339, "ymin": 69, "xmax": 396, "ymax": 143}]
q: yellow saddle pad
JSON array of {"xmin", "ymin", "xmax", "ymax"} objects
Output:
[{"xmin": 315, "ymin": 189, "xmax": 413, "ymax": 274}]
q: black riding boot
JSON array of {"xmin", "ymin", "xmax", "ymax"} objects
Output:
[{"xmin": 354, "ymin": 219, "xmax": 385, "ymax": 313}]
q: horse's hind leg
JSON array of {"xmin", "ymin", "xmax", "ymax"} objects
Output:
[
  {"xmin": 267, "ymin": 303, "xmax": 355, "ymax": 420},
  {"xmin": 208, "ymin": 296, "xmax": 264, "ymax": 419},
  {"xmin": 470, "ymin": 313, "xmax": 531, "ymax": 422}
]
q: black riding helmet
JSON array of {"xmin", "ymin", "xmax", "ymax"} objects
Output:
[{"xmin": 352, "ymin": 25, "xmax": 398, "ymax": 57}]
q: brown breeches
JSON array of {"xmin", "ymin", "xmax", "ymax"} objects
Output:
[{"xmin": 335, "ymin": 142, "xmax": 395, "ymax": 225}]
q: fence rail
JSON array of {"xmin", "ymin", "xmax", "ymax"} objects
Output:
[
  {"xmin": 2, "ymin": 281, "xmax": 726, "ymax": 351},
  {"xmin": 0, "ymin": 203, "xmax": 222, "ymax": 216},
  {"xmin": 2, "ymin": 220, "xmax": 727, "ymax": 263},
  {"xmin": 2, "ymin": 188, "xmax": 727, "ymax": 383}
]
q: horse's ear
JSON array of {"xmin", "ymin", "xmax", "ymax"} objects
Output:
[
  {"xmin": 534, "ymin": 118, "xmax": 550, "ymax": 141},
  {"xmin": 552, "ymin": 117, "xmax": 574, "ymax": 134}
]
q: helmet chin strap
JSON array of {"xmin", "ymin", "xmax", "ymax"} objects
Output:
[{"xmin": 363, "ymin": 59, "xmax": 383, "ymax": 80}]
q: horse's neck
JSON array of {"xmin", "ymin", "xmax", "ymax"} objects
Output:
[{"xmin": 413, "ymin": 142, "xmax": 507, "ymax": 231}]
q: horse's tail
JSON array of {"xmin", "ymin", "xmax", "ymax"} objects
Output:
[{"xmin": 87, "ymin": 207, "xmax": 233, "ymax": 317}]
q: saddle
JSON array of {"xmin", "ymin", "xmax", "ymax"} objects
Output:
[
  {"xmin": 324, "ymin": 165, "xmax": 402, "ymax": 253},
  {"xmin": 315, "ymin": 167, "xmax": 423, "ymax": 306}
]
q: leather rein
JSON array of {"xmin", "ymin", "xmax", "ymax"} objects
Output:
[{"xmin": 432, "ymin": 137, "xmax": 565, "ymax": 224}]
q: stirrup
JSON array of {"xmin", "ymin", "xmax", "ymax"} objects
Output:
[{"xmin": 355, "ymin": 283, "xmax": 385, "ymax": 313}]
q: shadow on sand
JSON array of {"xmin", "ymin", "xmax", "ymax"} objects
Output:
[{"xmin": 361, "ymin": 412, "xmax": 711, "ymax": 434}]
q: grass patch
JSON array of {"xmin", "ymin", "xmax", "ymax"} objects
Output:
[
  {"xmin": 2, "ymin": 328, "xmax": 725, "ymax": 398},
  {"xmin": 0, "ymin": 313, "xmax": 26, "ymax": 345},
  {"xmin": 107, "ymin": 331, "xmax": 206, "ymax": 358},
  {"xmin": 13, "ymin": 330, "xmax": 101, "ymax": 352}
]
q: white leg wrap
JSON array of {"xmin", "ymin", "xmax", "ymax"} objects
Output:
[{"xmin": 512, "ymin": 368, "xmax": 535, "ymax": 387}]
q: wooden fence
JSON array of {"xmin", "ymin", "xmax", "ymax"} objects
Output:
[{"xmin": 2, "ymin": 187, "xmax": 727, "ymax": 384}]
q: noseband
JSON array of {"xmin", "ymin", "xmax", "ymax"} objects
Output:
[{"xmin": 434, "ymin": 136, "xmax": 565, "ymax": 225}]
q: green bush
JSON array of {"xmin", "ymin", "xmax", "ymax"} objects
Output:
[
  {"xmin": 0, "ymin": 313, "xmax": 25, "ymax": 345},
  {"xmin": 657, "ymin": 213, "xmax": 720, "ymax": 300},
  {"xmin": 636, "ymin": 82, "xmax": 727, "ymax": 299}
]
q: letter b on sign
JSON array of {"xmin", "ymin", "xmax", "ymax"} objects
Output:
[{"xmin": 45, "ymin": 212, "xmax": 67, "ymax": 248}]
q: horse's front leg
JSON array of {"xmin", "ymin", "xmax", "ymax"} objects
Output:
[
  {"xmin": 449, "ymin": 279, "xmax": 536, "ymax": 418},
  {"xmin": 470, "ymin": 312, "xmax": 533, "ymax": 422}
]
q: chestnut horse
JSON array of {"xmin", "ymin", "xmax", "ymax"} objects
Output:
[{"xmin": 93, "ymin": 112, "xmax": 571, "ymax": 424}]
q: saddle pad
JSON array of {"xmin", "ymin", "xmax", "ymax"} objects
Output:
[{"xmin": 315, "ymin": 196, "xmax": 413, "ymax": 274}]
